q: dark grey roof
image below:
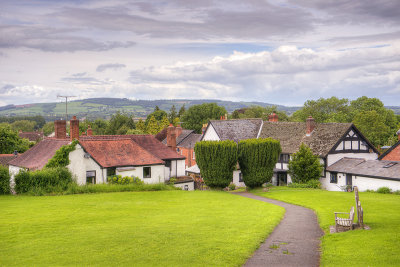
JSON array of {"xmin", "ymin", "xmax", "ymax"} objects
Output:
[
  {"xmin": 208, "ymin": 119, "xmax": 263, "ymax": 143},
  {"xmin": 327, "ymin": 158, "xmax": 400, "ymax": 180},
  {"xmin": 178, "ymin": 133, "xmax": 202, "ymax": 148},
  {"xmin": 259, "ymin": 122, "xmax": 353, "ymax": 157},
  {"xmin": 162, "ymin": 130, "xmax": 194, "ymax": 145}
]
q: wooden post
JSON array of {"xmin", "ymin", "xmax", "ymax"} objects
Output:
[{"xmin": 354, "ymin": 186, "xmax": 364, "ymax": 229}]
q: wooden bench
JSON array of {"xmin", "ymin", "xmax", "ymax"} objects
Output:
[{"xmin": 335, "ymin": 206, "xmax": 355, "ymax": 232}]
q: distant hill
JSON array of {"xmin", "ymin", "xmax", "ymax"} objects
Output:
[{"xmin": 1, "ymin": 98, "xmax": 398, "ymax": 121}]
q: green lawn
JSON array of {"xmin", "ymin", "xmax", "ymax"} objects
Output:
[
  {"xmin": 254, "ymin": 187, "xmax": 400, "ymax": 266},
  {"xmin": 0, "ymin": 191, "xmax": 284, "ymax": 266}
]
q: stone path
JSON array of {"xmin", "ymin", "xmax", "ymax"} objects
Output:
[{"xmin": 234, "ymin": 192, "xmax": 324, "ymax": 267}]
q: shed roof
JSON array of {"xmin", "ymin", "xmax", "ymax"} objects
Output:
[
  {"xmin": 259, "ymin": 122, "xmax": 353, "ymax": 157},
  {"xmin": 79, "ymin": 139, "xmax": 164, "ymax": 167},
  {"xmin": 206, "ymin": 119, "xmax": 263, "ymax": 143},
  {"xmin": 8, "ymin": 139, "xmax": 70, "ymax": 170},
  {"xmin": 326, "ymin": 158, "xmax": 400, "ymax": 180}
]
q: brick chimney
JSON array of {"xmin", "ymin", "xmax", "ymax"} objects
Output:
[
  {"xmin": 54, "ymin": 120, "xmax": 67, "ymax": 139},
  {"xmin": 306, "ymin": 116, "xmax": 315, "ymax": 136},
  {"xmin": 167, "ymin": 124, "xmax": 176, "ymax": 151},
  {"xmin": 268, "ymin": 113, "xmax": 279, "ymax": 122},
  {"xmin": 70, "ymin": 116, "xmax": 79, "ymax": 141},
  {"xmin": 87, "ymin": 125, "xmax": 93, "ymax": 136},
  {"xmin": 175, "ymin": 124, "xmax": 182, "ymax": 138},
  {"xmin": 397, "ymin": 129, "xmax": 400, "ymax": 141}
]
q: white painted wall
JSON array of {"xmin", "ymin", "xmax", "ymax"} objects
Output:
[
  {"xmin": 165, "ymin": 159, "xmax": 186, "ymax": 180},
  {"xmin": 117, "ymin": 165, "xmax": 165, "ymax": 184},
  {"xmin": 174, "ymin": 181, "xmax": 195, "ymax": 191},
  {"xmin": 320, "ymin": 172, "xmax": 347, "ymax": 191},
  {"xmin": 327, "ymin": 152, "xmax": 378, "ymax": 166},
  {"xmin": 8, "ymin": 165, "xmax": 24, "ymax": 190},
  {"xmin": 232, "ymin": 170, "xmax": 245, "ymax": 187},
  {"xmin": 68, "ymin": 144, "xmax": 107, "ymax": 185},
  {"xmin": 202, "ymin": 124, "xmax": 220, "ymax": 141}
]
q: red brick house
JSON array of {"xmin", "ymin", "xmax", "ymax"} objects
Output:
[{"xmin": 379, "ymin": 129, "xmax": 400, "ymax": 161}]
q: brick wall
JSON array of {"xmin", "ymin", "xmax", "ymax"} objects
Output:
[{"xmin": 381, "ymin": 144, "xmax": 400, "ymax": 161}]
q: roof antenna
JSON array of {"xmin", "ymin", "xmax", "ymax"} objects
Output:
[{"xmin": 57, "ymin": 95, "xmax": 76, "ymax": 121}]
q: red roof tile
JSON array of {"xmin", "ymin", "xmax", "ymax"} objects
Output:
[
  {"xmin": 18, "ymin": 132, "xmax": 44, "ymax": 142},
  {"xmin": 8, "ymin": 139, "xmax": 70, "ymax": 170},
  {"xmin": 79, "ymin": 139, "xmax": 164, "ymax": 167},
  {"xmin": 0, "ymin": 154, "xmax": 17, "ymax": 166},
  {"xmin": 81, "ymin": 135, "xmax": 185, "ymax": 160}
]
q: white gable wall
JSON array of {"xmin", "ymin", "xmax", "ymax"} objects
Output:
[
  {"xmin": 68, "ymin": 144, "xmax": 106, "ymax": 185},
  {"xmin": 117, "ymin": 165, "xmax": 165, "ymax": 184},
  {"xmin": 202, "ymin": 124, "xmax": 220, "ymax": 141}
]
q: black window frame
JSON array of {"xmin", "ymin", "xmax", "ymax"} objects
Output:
[
  {"xmin": 279, "ymin": 154, "xmax": 290, "ymax": 163},
  {"xmin": 238, "ymin": 172, "xmax": 243, "ymax": 182},
  {"xmin": 107, "ymin": 167, "xmax": 116, "ymax": 176},
  {"xmin": 86, "ymin": 170, "xmax": 96, "ymax": 184},
  {"xmin": 143, "ymin": 167, "xmax": 151, "ymax": 178},
  {"xmin": 330, "ymin": 172, "xmax": 338, "ymax": 184}
]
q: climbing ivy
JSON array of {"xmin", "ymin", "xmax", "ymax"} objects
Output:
[
  {"xmin": 45, "ymin": 140, "xmax": 79, "ymax": 168},
  {"xmin": 195, "ymin": 140, "xmax": 238, "ymax": 188},
  {"xmin": 238, "ymin": 138, "xmax": 281, "ymax": 188}
]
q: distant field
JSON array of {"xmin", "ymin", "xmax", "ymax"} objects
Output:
[
  {"xmin": 0, "ymin": 191, "xmax": 284, "ymax": 266},
  {"xmin": 254, "ymin": 187, "xmax": 400, "ymax": 267}
]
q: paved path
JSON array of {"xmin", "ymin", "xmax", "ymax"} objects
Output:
[{"xmin": 234, "ymin": 192, "xmax": 324, "ymax": 267}]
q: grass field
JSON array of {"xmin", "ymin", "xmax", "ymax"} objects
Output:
[
  {"xmin": 254, "ymin": 187, "xmax": 400, "ymax": 266},
  {"xmin": 0, "ymin": 191, "xmax": 284, "ymax": 266}
]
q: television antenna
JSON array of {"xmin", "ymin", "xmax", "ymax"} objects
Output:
[{"xmin": 57, "ymin": 95, "xmax": 76, "ymax": 121}]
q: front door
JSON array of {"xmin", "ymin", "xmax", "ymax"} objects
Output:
[
  {"xmin": 277, "ymin": 172, "xmax": 287, "ymax": 186},
  {"xmin": 346, "ymin": 174, "xmax": 352, "ymax": 186}
]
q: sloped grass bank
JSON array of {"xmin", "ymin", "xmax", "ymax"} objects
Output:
[
  {"xmin": 0, "ymin": 191, "xmax": 284, "ymax": 266},
  {"xmin": 254, "ymin": 187, "xmax": 400, "ymax": 266}
]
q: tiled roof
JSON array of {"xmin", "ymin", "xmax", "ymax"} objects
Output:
[
  {"xmin": 259, "ymin": 122, "xmax": 353, "ymax": 157},
  {"xmin": 178, "ymin": 133, "xmax": 202, "ymax": 148},
  {"xmin": 79, "ymin": 139, "xmax": 164, "ymax": 167},
  {"xmin": 162, "ymin": 129, "xmax": 194, "ymax": 145},
  {"xmin": 327, "ymin": 158, "xmax": 400, "ymax": 180},
  {"xmin": 81, "ymin": 134, "xmax": 185, "ymax": 160},
  {"xmin": 8, "ymin": 139, "xmax": 70, "ymax": 170},
  {"xmin": 18, "ymin": 132, "xmax": 44, "ymax": 142},
  {"xmin": 207, "ymin": 119, "xmax": 263, "ymax": 143},
  {"xmin": 155, "ymin": 128, "xmax": 167, "ymax": 141},
  {"xmin": 0, "ymin": 154, "xmax": 17, "ymax": 166}
]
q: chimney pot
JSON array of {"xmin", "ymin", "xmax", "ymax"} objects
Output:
[
  {"xmin": 87, "ymin": 125, "xmax": 93, "ymax": 136},
  {"xmin": 268, "ymin": 113, "xmax": 279, "ymax": 122},
  {"xmin": 306, "ymin": 116, "xmax": 315, "ymax": 135},
  {"xmin": 175, "ymin": 124, "xmax": 182, "ymax": 137}
]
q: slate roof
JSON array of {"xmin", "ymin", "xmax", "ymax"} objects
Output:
[
  {"xmin": 18, "ymin": 132, "xmax": 44, "ymax": 142},
  {"xmin": 178, "ymin": 133, "xmax": 202, "ymax": 149},
  {"xmin": 8, "ymin": 139, "xmax": 70, "ymax": 170},
  {"xmin": 327, "ymin": 158, "xmax": 400, "ymax": 180},
  {"xmin": 81, "ymin": 134, "xmax": 185, "ymax": 160},
  {"xmin": 259, "ymin": 122, "xmax": 353, "ymax": 157},
  {"xmin": 162, "ymin": 129, "xmax": 193, "ymax": 145},
  {"xmin": 206, "ymin": 119, "xmax": 263, "ymax": 143},
  {"xmin": 79, "ymin": 139, "xmax": 164, "ymax": 167},
  {"xmin": 0, "ymin": 154, "xmax": 17, "ymax": 166}
]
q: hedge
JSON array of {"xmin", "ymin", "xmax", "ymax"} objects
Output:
[{"xmin": 0, "ymin": 165, "xmax": 11, "ymax": 194}]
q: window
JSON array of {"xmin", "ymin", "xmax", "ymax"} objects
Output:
[
  {"xmin": 143, "ymin": 167, "xmax": 151, "ymax": 178},
  {"xmin": 184, "ymin": 185, "xmax": 189, "ymax": 191},
  {"xmin": 279, "ymin": 154, "xmax": 289, "ymax": 163},
  {"xmin": 239, "ymin": 172, "xmax": 243, "ymax": 182},
  {"xmin": 107, "ymin": 167, "xmax": 116, "ymax": 176},
  {"xmin": 383, "ymin": 162, "xmax": 397, "ymax": 168},
  {"xmin": 86, "ymin": 170, "xmax": 96, "ymax": 184},
  {"xmin": 192, "ymin": 151, "xmax": 195, "ymax": 160},
  {"xmin": 330, "ymin": 172, "xmax": 337, "ymax": 184}
]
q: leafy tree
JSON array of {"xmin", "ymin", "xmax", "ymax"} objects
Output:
[
  {"xmin": 159, "ymin": 116, "xmax": 170, "ymax": 132},
  {"xmin": 232, "ymin": 110, "xmax": 240, "ymax": 119},
  {"xmin": 181, "ymin": 103, "xmax": 227, "ymax": 133},
  {"xmin": 126, "ymin": 129, "xmax": 146, "ymax": 135},
  {"xmin": 0, "ymin": 124, "xmax": 31, "ymax": 154},
  {"xmin": 154, "ymin": 106, "xmax": 160, "ymax": 111},
  {"xmin": 288, "ymin": 143, "xmax": 323, "ymax": 183},
  {"xmin": 173, "ymin": 117, "xmax": 180, "ymax": 126},
  {"xmin": 231, "ymin": 106, "xmax": 289, "ymax": 121},
  {"xmin": 0, "ymin": 165, "xmax": 10, "ymax": 194},
  {"xmin": 178, "ymin": 104, "xmax": 186, "ymax": 118},
  {"xmin": 105, "ymin": 112, "xmax": 135, "ymax": 135},
  {"xmin": 353, "ymin": 110, "xmax": 391, "ymax": 147},
  {"xmin": 91, "ymin": 119, "xmax": 108, "ymax": 135},
  {"xmin": 146, "ymin": 116, "xmax": 159, "ymax": 135},
  {"xmin": 145, "ymin": 109, "xmax": 168, "ymax": 125},
  {"xmin": 195, "ymin": 140, "xmax": 238, "ymax": 188},
  {"xmin": 42, "ymin": 122, "xmax": 54, "ymax": 136},
  {"xmin": 169, "ymin": 105, "xmax": 178, "ymax": 123},
  {"xmin": 11, "ymin": 120, "xmax": 36, "ymax": 132},
  {"xmin": 136, "ymin": 119, "xmax": 146, "ymax": 133},
  {"xmin": 238, "ymin": 138, "xmax": 281, "ymax": 188}
]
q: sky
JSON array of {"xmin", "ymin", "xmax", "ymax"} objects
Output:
[{"xmin": 1, "ymin": 0, "xmax": 400, "ymax": 107}]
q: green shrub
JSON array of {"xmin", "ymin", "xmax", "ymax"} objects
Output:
[
  {"xmin": 0, "ymin": 165, "xmax": 11, "ymax": 194},
  {"xmin": 107, "ymin": 175, "xmax": 144, "ymax": 185},
  {"xmin": 64, "ymin": 183, "xmax": 178, "ymax": 195},
  {"xmin": 195, "ymin": 140, "xmax": 238, "ymax": 189},
  {"xmin": 238, "ymin": 138, "xmax": 281, "ymax": 188},
  {"xmin": 288, "ymin": 143, "xmax": 323, "ymax": 183},
  {"xmin": 228, "ymin": 183, "xmax": 236, "ymax": 191},
  {"xmin": 45, "ymin": 140, "xmax": 78, "ymax": 168},
  {"xmin": 288, "ymin": 179, "xmax": 321, "ymax": 189},
  {"xmin": 15, "ymin": 167, "xmax": 73, "ymax": 194},
  {"xmin": 377, "ymin": 187, "xmax": 392, "ymax": 194}
]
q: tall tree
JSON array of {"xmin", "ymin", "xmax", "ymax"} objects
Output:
[
  {"xmin": 178, "ymin": 104, "xmax": 186, "ymax": 118},
  {"xmin": 11, "ymin": 120, "xmax": 36, "ymax": 132},
  {"xmin": 181, "ymin": 103, "xmax": 227, "ymax": 133},
  {"xmin": 159, "ymin": 116, "xmax": 170, "ymax": 132},
  {"xmin": 0, "ymin": 124, "xmax": 31, "ymax": 154},
  {"xmin": 168, "ymin": 105, "xmax": 178, "ymax": 123},
  {"xmin": 145, "ymin": 109, "xmax": 168, "ymax": 125},
  {"xmin": 136, "ymin": 119, "xmax": 146, "ymax": 133},
  {"xmin": 105, "ymin": 112, "xmax": 135, "ymax": 135},
  {"xmin": 146, "ymin": 116, "xmax": 159, "ymax": 135}
]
